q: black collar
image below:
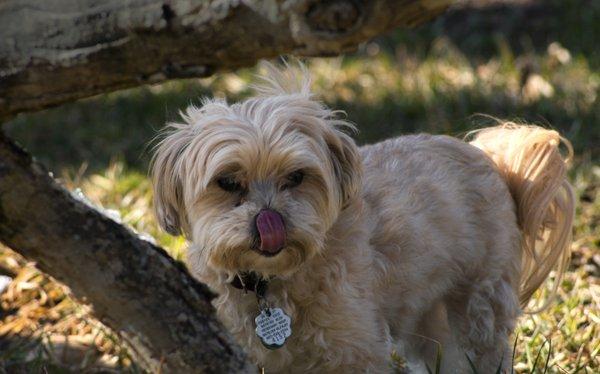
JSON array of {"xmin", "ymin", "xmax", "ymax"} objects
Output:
[{"xmin": 230, "ymin": 272, "xmax": 269, "ymax": 298}]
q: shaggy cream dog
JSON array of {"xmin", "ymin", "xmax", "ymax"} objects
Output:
[{"xmin": 151, "ymin": 63, "xmax": 575, "ymax": 373}]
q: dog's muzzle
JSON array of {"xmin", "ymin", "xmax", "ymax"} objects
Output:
[{"xmin": 255, "ymin": 209, "xmax": 286, "ymax": 256}]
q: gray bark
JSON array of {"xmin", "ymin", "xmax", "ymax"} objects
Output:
[
  {"xmin": 0, "ymin": 133, "xmax": 254, "ymax": 373},
  {"xmin": 0, "ymin": 0, "xmax": 452, "ymax": 120},
  {"xmin": 0, "ymin": 0, "xmax": 452, "ymax": 372}
]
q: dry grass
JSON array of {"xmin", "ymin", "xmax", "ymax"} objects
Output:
[{"xmin": 0, "ymin": 249, "xmax": 137, "ymax": 373}]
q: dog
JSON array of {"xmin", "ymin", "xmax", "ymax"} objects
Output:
[{"xmin": 151, "ymin": 62, "xmax": 575, "ymax": 373}]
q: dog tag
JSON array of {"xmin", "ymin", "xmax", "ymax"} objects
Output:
[{"xmin": 255, "ymin": 308, "xmax": 292, "ymax": 349}]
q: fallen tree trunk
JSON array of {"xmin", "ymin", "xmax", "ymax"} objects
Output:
[
  {"xmin": 0, "ymin": 0, "xmax": 451, "ymax": 120},
  {"xmin": 0, "ymin": 133, "xmax": 254, "ymax": 373},
  {"xmin": 0, "ymin": 0, "xmax": 453, "ymax": 372}
]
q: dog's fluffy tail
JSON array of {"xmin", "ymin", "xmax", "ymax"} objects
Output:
[{"xmin": 469, "ymin": 122, "xmax": 575, "ymax": 311}]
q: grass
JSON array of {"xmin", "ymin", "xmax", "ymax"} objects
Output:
[{"xmin": 1, "ymin": 0, "xmax": 598, "ymax": 372}]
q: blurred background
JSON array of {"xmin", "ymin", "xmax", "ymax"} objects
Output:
[{"xmin": 1, "ymin": 0, "xmax": 598, "ymax": 372}]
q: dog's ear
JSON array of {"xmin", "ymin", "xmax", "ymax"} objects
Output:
[
  {"xmin": 150, "ymin": 128, "xmax": 190, "ymax": 236},
  {"xmin": 327, "ymin": 129, "xmax": 362, "ymax": 207}
]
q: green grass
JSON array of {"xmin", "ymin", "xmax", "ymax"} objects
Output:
[{"xmin": 1, "ymin": 0, "xmax": 598, "ymax": 372}]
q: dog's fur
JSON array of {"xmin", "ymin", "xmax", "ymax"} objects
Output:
[{"xmin": 151, "ymin": 63, "xmax": 575, "ymax": 373}]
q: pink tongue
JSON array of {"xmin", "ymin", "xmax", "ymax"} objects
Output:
[{"xmin": 255, "ymin": 209, "xmax": 286, "ymax": 254}]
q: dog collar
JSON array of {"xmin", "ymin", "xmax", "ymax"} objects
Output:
[
  {"xmin": 231, "ymin": 272, "xmax": 292, "ymax": 349},
  {"xmin": 230, "ymin": 272, "xmax": 268, "ymax": 298}
]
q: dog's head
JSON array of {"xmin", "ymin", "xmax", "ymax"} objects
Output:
[{"xmin": 151, "ymin": 62, "xmax": 362, "ymax": 278}]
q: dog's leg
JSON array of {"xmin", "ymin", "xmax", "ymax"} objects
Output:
[
  {"xmin": 445, "ymin": 277, "xmax": 520, "ymax": 373},
  {"xmin": 413, "ymin": 301, "xmax": 470, "ymax": 374},
  {"xmin": 308, "ymin": 305, "xmax": 393, "ymax": 373}
]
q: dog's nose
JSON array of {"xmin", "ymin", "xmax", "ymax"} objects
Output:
[{"xmin": 255, "ymin": 209, "xmax": 286, "ymax": 255}]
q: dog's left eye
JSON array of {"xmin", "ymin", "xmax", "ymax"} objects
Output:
[
  {"xmin": 217, "ymin": 176, "xmax": 243, "ymax": 192},
  {"xmin": 283, "ymin": 170, "xmax": 304, "ymax": 189}
]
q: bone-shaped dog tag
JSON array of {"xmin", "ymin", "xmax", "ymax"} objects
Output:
[{"xmin": 255, "ymin": 308, "xmax": 292, "ymax": 349}]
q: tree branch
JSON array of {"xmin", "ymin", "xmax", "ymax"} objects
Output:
[
  {"xmin": 0, "ymin": 132, "xmax": 254, "ymax": 373},
  {"xmin": 0, "ymin": 0, "xmax": 452, "ymax": 120}
]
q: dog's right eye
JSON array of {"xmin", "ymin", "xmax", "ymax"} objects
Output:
[{"xmin": 217, "ymin": 177, "xmax": 243, "ymax": 192}]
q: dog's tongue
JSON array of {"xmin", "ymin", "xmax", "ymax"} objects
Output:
[{"xmin": 256, "ymin": 209, "xmax": 286, "ymax": 254}]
